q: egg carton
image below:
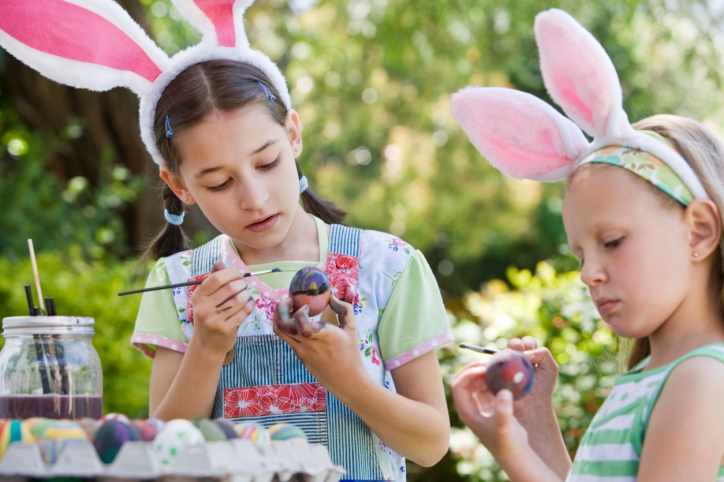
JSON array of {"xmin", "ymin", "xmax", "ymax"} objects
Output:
[{"xmin": 0, "ymin": 438, "xmax": 345, "ymax": 482}]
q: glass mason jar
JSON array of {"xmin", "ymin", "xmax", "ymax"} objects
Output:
[{"xmin": 0, "ymin": 316, "xmax": 103, "ymax": 419}]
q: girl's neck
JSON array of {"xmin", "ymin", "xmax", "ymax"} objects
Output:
[
  {"xmin": 645, "ymin": 286, "xmax": 724, "ymax": 370},
  {"xmin": 233, "ymin": 207, "xmax": 319, "ymax": 265}
]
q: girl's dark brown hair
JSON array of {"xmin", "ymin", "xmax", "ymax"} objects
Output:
[
  {"xmin": 141, "ymin": 60, "xmax": 345, "ymax": 262},
  {"xmin": 568, "ymin": 115, "xmax": 724, "ymax": 371}
]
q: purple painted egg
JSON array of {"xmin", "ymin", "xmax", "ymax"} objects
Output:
[
  {"xmin": 485, "ymin": 350, "xmax": 534, "ymax": 400},
  {"xmin": 289, "ymin": 267, "xmax": 330, "ymax": 316},
  {"xmin": 93, "ymin": 419, "xmax": 141, "ymax": 464},
  {"xmin": 100, "ymin": 413, "xmax": 130, "ymax": 424},
  {"xmin": 213, "ymin": 418, "xmax": 239, "ymax": 440}
]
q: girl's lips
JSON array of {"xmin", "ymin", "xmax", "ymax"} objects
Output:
[
  {"xmin": 597, "ymin": 300, "xmax": 619, "ymax": 316},
  {"xmin": 246, "ymin": 214, "xmax": 278, "ymax": 233}
]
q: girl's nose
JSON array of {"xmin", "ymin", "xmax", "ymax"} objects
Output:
[
  {"xmin": 239, "ymin": 180, "xmax": 268, "ymax": 211},
  {"xmin": 580, "ymin": 258, "xmax": 607, "ymax": 287}
]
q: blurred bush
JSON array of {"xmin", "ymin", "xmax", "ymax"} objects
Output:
[{"xmin": 438, "ymin": 262, "xmax": 619, "ymax": 481}]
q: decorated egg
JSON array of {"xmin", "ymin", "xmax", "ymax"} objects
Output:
[
  {"xmin": 266, "ymin": 422, "xmax": 307, "ymax": 442},
  {"xmin": 146, "ymin": 417, "xmax": 166, "ymax": 432},
  {"xmin": 93, "ymin": 419, "xmax": 141, "ymax": 464},
  {"xmin": 233, "ymin": 421, "xmax": 268, "ymax": 443},
  {"xmin": 192, "ymin": 418, "xmax": 227, "ymax": 442},
  {"xmin": 130, "ymin": 419, "xmax": 159, "ymax": 442},
  {"xmin": 153, "ymin": 419, "xmax": 205, "ymax": 465},
  {"xmin": 289, "ymin": 267, "xmax": 330, "ymax": 316},
  {"xmin": 212, "ymin": 418, "xmax": 238, "ymax": 440},
  {"xmin": 485, "ymin": 350, "xmax": 535, "ymax": 400},
  {"xmin": 100, "ymin": 413, "xmax": 130, "ymax": 424},
  {"xmin": 78, "ymin": 417, "xmax": 101, "ymax": 440},
  {"xmin": 27, "ymin": 419, "xmax": 88, "ymax": 464},
  {"xmin": 0, "ymin": 419, "xmax": 33, "ymax": 459}
]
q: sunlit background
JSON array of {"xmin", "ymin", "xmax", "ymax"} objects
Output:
[{"xmin": 1, "ymin": 0, "xmax": 723, "ymax": 479}]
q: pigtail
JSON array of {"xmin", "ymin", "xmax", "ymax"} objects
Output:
[
  {"xmin": 138, "ymin": 185, "xmax": 190, "ymax": 264},
  {"xmin": 296, "ymin": 162, "xmax": 346, "ymax": 225}
]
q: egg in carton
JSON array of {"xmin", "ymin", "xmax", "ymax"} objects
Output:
[{"xmin": 0, "ymin": 438, "xmax": 344, "ymax": 481}]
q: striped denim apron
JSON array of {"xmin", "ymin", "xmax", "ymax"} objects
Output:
[{"xmin": 188, "ymin": 225, "xmax": 386, "ymax": 481}]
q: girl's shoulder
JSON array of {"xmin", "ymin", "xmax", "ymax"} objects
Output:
[{"xmin": 355, "ymin": 227, "xmax": 417, "ymax": 257}]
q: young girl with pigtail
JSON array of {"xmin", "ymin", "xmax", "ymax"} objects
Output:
[
  {"xmin": 0, "ymin": 2, "xmax": 451, "ymax": 480},
  {"xmin": 451, "ymin": 9, "xmax": 724, "ymax": 481}
]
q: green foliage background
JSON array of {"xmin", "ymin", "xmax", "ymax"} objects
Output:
[{"xmin": 2, "ymin": 0, "xmax": 724, "ymax": 479}]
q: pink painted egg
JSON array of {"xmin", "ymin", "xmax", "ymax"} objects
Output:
[
  {"xmin": 289, "ymin": 267, "xmax": 330, "ymax": 316},
  {"xmin": 485, "ymin": 350, "xmax": 534, "ymax": 400}
]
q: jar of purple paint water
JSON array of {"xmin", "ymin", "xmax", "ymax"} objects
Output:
[{"xmin": 0, "ymin": 316, "xmax": 103, "ymax": 419}]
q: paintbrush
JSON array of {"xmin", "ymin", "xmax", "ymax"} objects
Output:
[
  {"xmin": 459, "ymin": 344, "xmax": 498, "ymax": 355},
  {"xmin": 118, "ymin": 267, "xmax": 287, "ymax": 296}
]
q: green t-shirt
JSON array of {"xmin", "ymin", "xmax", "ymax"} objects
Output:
[{"xmin": 133, "ymin": 216, "xmax": 450, "ymax": 366}]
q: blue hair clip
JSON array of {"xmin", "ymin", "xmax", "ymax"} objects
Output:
[
  {"xmin": 299, "ymin": 175, "xmax": 309, "ymax": 194},
  {"xmin": 257, "ymin": 82, "xmax": 276, "ymax": 102},
  {"xmin": 165, "ymin": 115, "xmax": 173, "ymax": 139}
]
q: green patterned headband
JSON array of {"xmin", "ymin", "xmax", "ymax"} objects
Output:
[{"xmin": 579, "ymin": 131, "xmax": 694, "ymax": 206}]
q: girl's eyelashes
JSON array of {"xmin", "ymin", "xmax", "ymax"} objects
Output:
[
  {"xmin": 207, "ymin": 179, "xmax": 231, "ymax": 192},
  {"xmin": 260, "ymin": 156, "xmax": 280, "ymax": 170},
  {"xmin": 205, "ymin": 156, "xmax": 281, "ymax": 192},
  {"xmin": 604, "ymin": 237, "xmax": 624, "ymax": 249}
]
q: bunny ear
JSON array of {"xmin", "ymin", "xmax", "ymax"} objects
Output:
[
  {"xmin": 534, "ymin": 9, "xmax": 634, "ymax": 140},
  {"xmin": 172, "ymin": 0, "xmax": 253, "ymax": 48},
  {"xmin": 0, "ymin": 0, "xmax": 170, "ymax": 97},
  {"xmin": 451, "ymin": 87, "xmax": 589, "ymax": 181}
]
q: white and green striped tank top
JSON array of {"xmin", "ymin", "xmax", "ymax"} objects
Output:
[{"xmin": 568, "ymin": 343, "xmax": 724, "ymax": 482}]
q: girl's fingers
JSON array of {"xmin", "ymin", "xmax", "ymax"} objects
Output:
[
  {"xmin": 294, "ymin": 305, "xmax": 324, "ymax": 338},
  {"xmin": 328, "ymin": 295, "xmax": 355, "ymax": 331},
  {"xmin": 493, "ymin": 390, "xmax": 515, "ymax": 433},
  {"xmin": 453, "ymin": 363, "xmax": 489, "ymax": 391},
  {"xmin": 215, "ymin": 286, "xmax": 252, "ymax": 314},
  {"xmin": 523, "ymin": 347, "xmax": 556, "ymax": 367},
  {"xmin": 508, "ymin": 338, "xmax": 525, "ymax": 352},
  {"xmin": 521, "ymin": 336, "xmax": 538, "ymax": 351},
  {"xmin": 273, "ymin": 299, "xmax": 298, "ymax": 336},
  {"xmin": 212, "ymin": 279, "xmax": 249, "ymax": 308},
  {"xmin": 225, "ymin": 298, "xmax": 255, "ymax": 329}
]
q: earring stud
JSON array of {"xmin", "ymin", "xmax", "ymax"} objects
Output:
[{"xmin": 694, "ymin": 252, "xmax": 700, "ymax": 258}]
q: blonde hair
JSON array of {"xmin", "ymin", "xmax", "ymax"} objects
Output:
[{"xmin": 570, "ymin": 115, "xmax": 724, "ymax": 370}]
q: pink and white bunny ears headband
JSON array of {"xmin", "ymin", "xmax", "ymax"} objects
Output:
[
  {"xmin": 451, "ymin": 9, "xmax": 711, "ymax": 205},
  {"xmin": 0, "ymin": 0, "xmax": 291, "ymax": 167}
]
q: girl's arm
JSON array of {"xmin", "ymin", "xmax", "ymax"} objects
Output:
[
  {"xmin": 507, "ymin": 338, "xmax": 572, "ymax": 478},
  {"xmin": 149, "ymin": 263, "xmax": 256, "ymax": 420},
  {"xmin": 149, "ymin": 341, "xmax": 225, "ymax": 419},
  {"xmin": 274, "ymin": 297, "xmax": 450, "ymax": 467},
  {"xmin": 637, "ymin": 356, "xmax": 724, "ymax": 481}
]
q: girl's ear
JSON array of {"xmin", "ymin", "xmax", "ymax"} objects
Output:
[
  {"xmin": 686, "ymin": 200, "xmax": 722, "ymax": 260},
  {"xmin": 451, "ymin": 87, "xmax": 589, "ymax": 181},
  {"xmin": 159, "ymin": 166, "xmax": 195, "ymax": 205},
  {"xmin": 286, "ymin": 109, "xmax": 303, "ymax": 158}
]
